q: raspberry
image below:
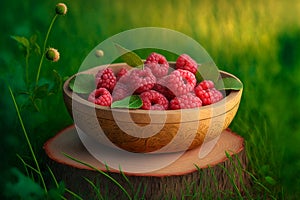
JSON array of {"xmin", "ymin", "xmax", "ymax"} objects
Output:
[
  {"xmin": 88, "ymin": 88, "xmax": 112, "ymax": 106},
  {"xmin": 128, "ymin": 68, "xmax": 156, "ymax": 94},
  {"xmin": 176, "ymin": 54, "xmax": 198, "ymax": 74},
  {"xmin": 140, "ymin": 90, "xmax": 169, "ymax": 110},
  {"xmin": 116, "ymin": 67, "xmax": 129, "ymax": 81},
  {"xmin": 95, "ymin": 68, "xmax": 116, "ymax": 92},
  {"xmin": 145, "ymin": 52, "xmax": 169, "ymax": 78},
  {"xmin": 194, "ymin": 80, "xmax": 224, "ymax": 105},
  {"xmin": 112, "ymin": 82, "xmax": 131, "ymax": 101},
  {"xmin": 153, "ymin": 77, "xmax": 175, "ymax": 100},
  {"xmin": 198, "ymin": 80, "xmax": 214, "ymax": 90},
  {"xmin": 169, "ymin": 92, "xmax": 202, "ymax": 110},
  {"xmin": 145, "ymin": 63, "xmax": 169, "ymax": 78},
  {"xmin": 145, "ymin": 52, "xmax": 168, "ymax": 64},
  {"xmin": 166, "ymin": 69, "xmax": 196, "ymax": 97}
]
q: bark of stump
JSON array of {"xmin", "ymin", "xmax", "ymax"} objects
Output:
[{"xmin": 44, "ymin": 125, "xmax": 249, "ymax": 199}]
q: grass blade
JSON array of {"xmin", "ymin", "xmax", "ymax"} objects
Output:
[
  {"xmin": 218, "ymin": 162, "xmax": 243, "ymax": 199},
  {"xmin": 47, "ymin": 165, "xmax": 59, "ymax": 188},
  {"xmin": 16, "ymin": 154, "xmax": 36, "ymax": 176},
  {"xmin": 9, "ymin": 86, "xmax": 47, "ymax": 194},
  {"xmin": 65, "ymin": 188, "xmax": 84, "ymax": 200},
  {"xmin": 63, "ymin": 152, "xmax": 132, "ymax": 200},
  {"xmin": 119, "ymin": 165, "xmax": 134, "ymax": 194},
  {"xmin": 207, "ymin": 165, "xmax": 221, "ymax": 199},
  {"xmin": 83, "ymin": 176, "xmax": 104, "ymax": 200}
]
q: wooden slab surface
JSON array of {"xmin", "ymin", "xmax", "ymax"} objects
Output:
[{"xmin": 44, "ymin": 125, "xmax": 244, "ymax": 177}]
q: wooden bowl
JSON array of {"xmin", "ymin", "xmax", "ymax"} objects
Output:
[{"xmin": 63, "ymin": 63, "xmax": 243, "ymax": 153}]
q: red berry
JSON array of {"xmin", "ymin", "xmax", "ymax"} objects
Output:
[
  {"xmin": 118, "ymin": 69, "xmax": 132, "ymax": 85},
  {"xmin": 166, "ymin": 69, "xmax": 196, "ymax": 97},
  {"xmin": 145, "ymin": 52, "xmax": 168, "ymax": 64},
  {"xmin": 199, "ymin": 80, "xmax": 215, "ymax": 90},
  {"xmin": 116, "ymin": 67, "xmax": 129, "ymax": 81},
  {"xmin": 145, "ymin": 63, "xmax": 169, "ymax": 78},
  {"xmin": 112, "ymin": 82, "xmax": 131, "ymax": 101},
  {"xmin": 169, "ymin": 92, "xmax": 202, "ymax": 110},
  {"xmin": 145, "ymin": 52, "xmax": 169, "ymax": 78},
  {"xmin": 153, "ymin": 77, "xmax": 175, "ymax": 100},
  {"xmin": 88, "ymin": 88, "xmax": 112, "ymax": 106},
  {"xmin": 128, "ymin": 68, "xmax": 156, "ymax": 94},
  {"xmin": 95, "ymin": 68, "xmax": 116, "ymax": 92},
  {"xmin": 140, "ymin": 90, "xmax": 169, "ymax": 110},
  {"xmin": 176, "ymin": 54, "xmax": 198, "ymax": 74},
  {"xmin": 194, "ymin": 80, "xmax": 224, "ymax": 105}
]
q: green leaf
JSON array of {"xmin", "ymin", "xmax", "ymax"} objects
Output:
[
  {"xmin": 34, "ymin": 43, "xmax": 41, "ymax": 55},
  {"xmin": 4, "ymin": 168, "xmax": 44, "ymax": 199},
  {"xmin": 49, "ymin": 70, "xmax": 63, "ymax": 94},
  {"xmin": 11, "ymin": 35, "xmax": 30, "ymax": 49},
  {"xmin": 30, "ymin": 34, "xmax": 41, "ymax": 55},
  {"xmin": 215, "ymin": 77, "xmax": 243, "ymax": 90},
  {"xmin": 265, "ymin": 176, "xmax": 276, "ymax": 185},
  {"xmin": 111, "ymin": 95, "xmax": 143, "ymax": 109},
  {"xmin": 47, "ymin": 182, "xmax": 66, "ymax": 199},
  {"xmin": 34, "ymin": 83, "xmax": 50, "ymax": 99},
  {"xmin": 114, "ymin": 43, "xmax": 144, "ymax": 68},
  {"xmin": 195, "ymin": 71, "xmax": 204, "ymax": 83},
  {"xmin": 69, "ymin": 74, "xmax": 95, "ymax": 94},
  {"xmin": 196, "ymin": 62, "xmax": 220, "ymax": 83}
]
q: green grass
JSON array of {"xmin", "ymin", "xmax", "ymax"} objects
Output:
[{"xmin": 1, "ymin": 0, "xmax": 300, "ymax": 199}]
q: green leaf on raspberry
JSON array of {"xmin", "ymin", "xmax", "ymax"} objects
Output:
[
  {"xmin": 111, "ymin": 95, "xmax": 143, "ymax": 109},
  {"xmin": 69, "ymin": 74, "xmax": 95, "ymax": 94},
  {"xmin": 215, "ymin": 77, "xmax": 243, "ymax": 90},
  {"xmin": 195, "ymin": 71, "xmax": 203, "ymax": 82},
  {"xmin": 114, "ymin": 43, "xmax": 144, "ymax": 69},
  {"xmin": 196, "ymin": 62, "xmax": 220, "ymax": 83}
]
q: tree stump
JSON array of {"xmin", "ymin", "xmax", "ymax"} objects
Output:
[{"xmin": 44, "ymin": 125, "xmax": 249, "ymax": 199}]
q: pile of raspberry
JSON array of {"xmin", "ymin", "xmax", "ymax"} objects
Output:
[{"xmin": 88, "ymin": 52, "xmax": 224, "ymax": 110}]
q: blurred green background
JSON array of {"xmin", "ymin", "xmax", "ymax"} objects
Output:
[{"xmin": 1, "ymin": 0, "xmax": 300, "ymax": 199}]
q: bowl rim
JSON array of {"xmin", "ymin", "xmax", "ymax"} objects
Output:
[{"xmin": 63, "ymin": 63, "xmax": 243, "ymax": 122}]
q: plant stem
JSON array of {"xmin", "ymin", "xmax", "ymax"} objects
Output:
[
  {"xmin": 25, "ymin": 48, "xmax": 30, "ymax": 88},
  {"xmin": 9, "ymin": 86, "xmax": 48, "ymax": 194},
  {"xmin": 35, "ymin": 14, "xmax": 58, "ymax": 86}
]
